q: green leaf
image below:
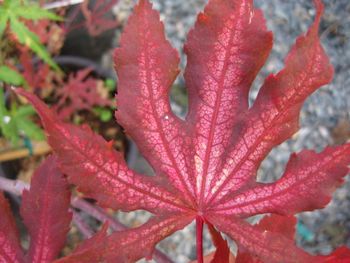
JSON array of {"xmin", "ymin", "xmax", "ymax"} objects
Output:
[
  {"xmin": 0, "ymin": 12, "xmax": 9, "ymax": 38},
  {"xmin": 0, "ymin": 88, "xmax": 8, "ymax": 122},
  {"xmin": 2, "ymin": 0, "xmax": 11, "ymax": 7},
  {"xmin": 4, "ymin": 0, "xmax": 15, "ymax": 7},
  {"xmin": 12, "ymin": 102, "xmax": 45, "ymax": 141},
  {"xmin": 0, "ymin": 89, "xmax": 44, "ymax": 144},
  {"xmin": 9, "ymin": 15, "xmax": 40, "ymax": 41},
  {"xmin": 0, "ymin": 88, "xmax": 19, "ymax": 145},
  {"xmin": 0, "ymin": 66, "xmax": 26, "ymax": 86},
  {"xmin": 100, "ymin": 109, "xmax": 112, "ymax": 122},
  {"xmin": 9, "ymin": 16, "xmax": 59, "ymax": 70},
  {"xmin": 93, "ymin": 107, "xmax": 113, "ymax": 122},
  {"xmin": 15, "ymin": 6, "xmax": 63, "ymax": 21},
  {"xmin": 16, "ymin": 117, "xmax": 45, "ymax": 141},
  {"xmin": 15, "ymin": 105, "xmax": 36, "ymax": 117},
  {"xmin": 1, "ymin": 118, "xmax": 19, "ymax": 145},
  {"xmin": 104, "ymin": 78, "xmax": 116, "ymax": 91}
]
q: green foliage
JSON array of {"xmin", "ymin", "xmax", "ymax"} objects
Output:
[
  {"xmin": 15, "ymin": 5, "xmax": 62, "ymax": 21},
  {"xmin": 0, "ymin": 0, "xmax": 60, "ymax": 145},
  {"xmin": 170, "ymin": 84, "xmax": 188, "ymax": 109},
  {"xmin": 104, "ymin": 78, "xmax": 116, "ymax": 91},
  {"xmin": 93, "ymin": 107, "xmax": 113, "ymax": 122},
  {"xmin": 0, "ymin": 88, "xmax": 44, "ymax": 145},
  {"xmin": 0, "ymin": 0, "xmax": 62, "ymax": 70},
  {"xmin": 0, "ymin": 66, "xmax": 26, "ymax": 86},
  {"xmin": 0, "ymin": 10, "xmax": 8, "ymax": 37},
  {"xmin": 92, "ymin": 79, "xmax": 115, "ymax": 122}
]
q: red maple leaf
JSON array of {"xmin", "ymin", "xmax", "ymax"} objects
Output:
[
  {"xmin": 15, "ymin": 0, "xmax": 350, "ymax": 262},
  {"xmin": 80, "ymin": 0, "xmax": 120, "ymax": 37},
  {"xmin": 54, "ymin": 68, "xmax": 113, "ymax": 119},
  {"xmin": 66, "ymin": 0, "xmax": 120, "ymax": 37},
  {"xmin": 19, "ymin": 50, "xmax": 51, "ymax": 90},
  {"xmin": 0, "ymin": 156, "xmax": 71, "ymax": 263}
]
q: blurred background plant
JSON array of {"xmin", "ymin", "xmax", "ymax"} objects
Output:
[{"xmin": 0, "ymin": 0, "xmax": 121, "ymax": 160}]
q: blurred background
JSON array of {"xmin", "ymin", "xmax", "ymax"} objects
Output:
[{"xmin": 0, "ymin": 0, "xmax": 349, "ymax": 262}]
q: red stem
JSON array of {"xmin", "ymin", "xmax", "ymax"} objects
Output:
[
  {"xmin": 196, "ymin": 216, "xmax": 204, "ymax": 263},
  {"xmin": 72, "ymin": 210, "xmax": 94, "ymax": 238}
]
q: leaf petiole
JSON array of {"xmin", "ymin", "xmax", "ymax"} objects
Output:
[{"xmin": 196, "ymin": 216, "xmax": 204, "ymax": 263}]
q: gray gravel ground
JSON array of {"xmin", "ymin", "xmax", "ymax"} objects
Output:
[{"xmin": 111, "ymin": 0, "xmax": 350, "ymax": 262}]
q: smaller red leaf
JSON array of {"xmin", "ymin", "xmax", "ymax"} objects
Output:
[
  {"xmin": 21, "ymin": 155, "xmax": 72, "ymax": 263},
  {"xmin": 207, "ymin": 223, "xmax": 230, "ymax": 263},
  {"xmin": 0, "ymin": 192, "xmax": 24, "ymax": 263}
]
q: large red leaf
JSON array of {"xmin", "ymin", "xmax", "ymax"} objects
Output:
[
  {"xmin": 17, "ymin": 0, "xmax": 350, "ymax": 262},
  {"xmin": 20, "ymin": 155, "xmax": 71, "ymax": 263},
  {"xmin": 0, "ymin": 193, "xmax": 24, "ymax": 263}
]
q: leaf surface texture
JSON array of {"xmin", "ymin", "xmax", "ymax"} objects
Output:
[{"xmin": 16, "ymin": 0, "xmax": 350, "ymax": 262}]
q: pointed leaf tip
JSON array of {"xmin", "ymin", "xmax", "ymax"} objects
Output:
[
  {"xmin": 135, "ymin": 0, "xmax": 153, "ymax": 13},
  {"xmin": 311, "ymin": 0, "xmax": 325, "ymax": 34},
  {"xmin": 314, "ymin": 0, "xmax": 325, "ymax": 17}
]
